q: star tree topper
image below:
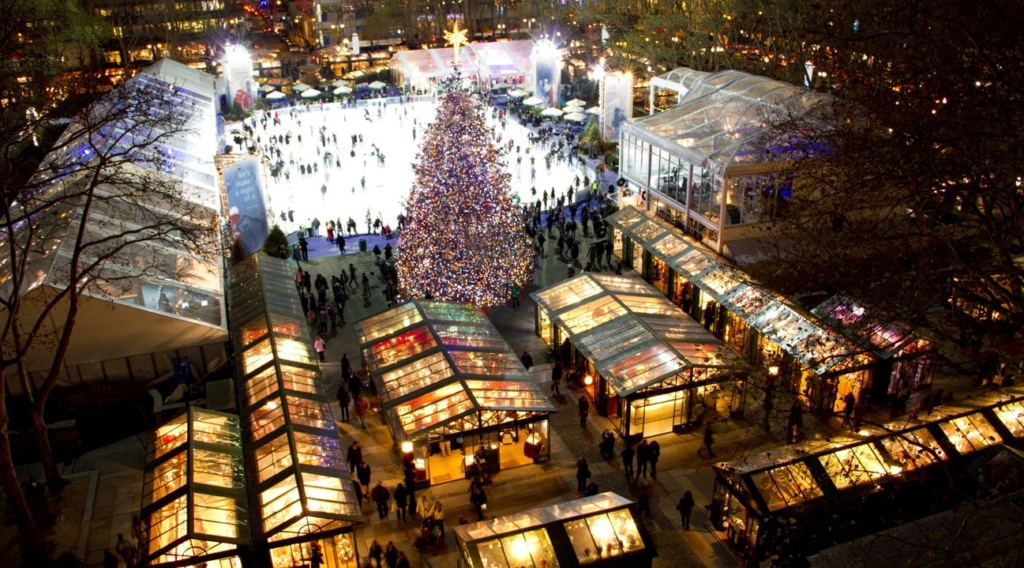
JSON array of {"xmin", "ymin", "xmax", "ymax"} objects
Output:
[{"xmin": 445, "ymin": 21, "xmax": 469, "ymax": 65}]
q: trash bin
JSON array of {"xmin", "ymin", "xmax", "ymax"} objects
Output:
[{"xmin": 359, "ymin": 239, "xmax": 367, "ymax": 252}]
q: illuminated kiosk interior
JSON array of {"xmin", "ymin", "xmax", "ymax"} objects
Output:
[
  {"xmin": 710, "ymin": 388, "xmax": 1024, "ymax": 565},
  {"xmin": 606, "ymin": 206, "xmax": 873, "ymax": 414},
  {"xmin": 811, "ymin": 295, "xmax": 938, "ymax": 401},
  {"xmin": 531, "ymin": 273, "xmax": 747, "ymax": 439},
  {"xmin": 140, "ymin": 407, "xmax": 249, "ymax": 568},
  {"xmin": 355, "ymin": 301, "xmax": 556, "ymax": 486},
  {"xmin": 453, "ymin": 492, "xmax": 657, "ymax": 567},
  {"xmin": 229, "ymin": 255, "xmax": 362, "ymax": 568},
  {"xmin": 388, "ymin": 39, "xmax": 534, "ymax": 92}
]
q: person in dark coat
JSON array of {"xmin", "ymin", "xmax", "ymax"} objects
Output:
[
  {"xmin": 636, "ymin": 439, "xmax": 650, "ymax": 478},
  {"xmin": 677, "ymin": 490, "xmax": 695, "ymax": 529},
  {"xmin": 357, "ymin": 461, "xmax": 372, "ymax": 487},
  {"xmin": 648, "ymin": 440, "xmax": 661, "ymax": 479},
  {"xmin": 470, "ymin": 485, "xmax": 488, "ymax": 520},
  {"xmin": 599, "ymin": 430, "xmax": 615, "ymax": 460},
  {"xmin": 371, "ymin": 481, "xmax": 390, "ymax": 520},
  {"xmin": 347, "ymin": 442, "xmax": 362, "ymax": 467},
  {"xmin": 520, "ymin": 350, "xmax": 533, "ymax": 370},
  {"xmin": 384, "ymin": 541, "xmax": 398, "ymax": 568},
  {"xmin": 337, "ymin": 385, "xmax": 351, "ymax": 421},
  {"xmin": 621, "ymin": 444, "xmax": 635, "ymax": 478},
  {"xmin": 578, "ymin": 396, "xmax": 590, "ymax": 428},
  {"xmin": 575, "ymin": 457, "xmax": 591, "ymax": 493},
  {"xmin": 551, "ymin": 362, "xmax": 562, "ymax": 395},
  {"xmin": 393, "ymin": 483, "xmax": 409, "ymax": 521}
]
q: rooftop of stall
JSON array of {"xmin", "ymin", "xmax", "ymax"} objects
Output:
[
  {"xmin": 453, "ymin": 492, "xmax": 657, "ymax": 567},
  {"xmin": 228, "ymin": 255, "xmax": 362, "ymax": 546},
  {"xmin": 531, "ymin": 273, "xmax": 747, "ymax": 397},
  {"xmin": 140, "ymin": 407, "xmax": 249, "ymax": 568},
  {"xmin": 355, "ymin": 301, "xmax": 556, "ymax": 441},
  {"xmin": 713, "ymin": 387, "xmax": 1024, "ymax": 518},
  {"xmin": 810, "ymin": 295, "xmax": 935, "ymax": 360},
  {"xmin": 606, "ymin": 206, "xmax": 868, "ymax": 376}
]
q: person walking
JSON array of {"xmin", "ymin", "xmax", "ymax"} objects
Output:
[
  {"xmin": 313, "ymin": 334, "xmax": 326, "ymax": 362},
  {"xmin": 394, "ymin": 482, "xmax": 409, "ymax": 522},
  {"xmin": 371, "ymin": 481, "xmax": 390, "ymax": 520},
  {"xmin": 703, "ymin": 422, "xmax": 716, "ymax": 458},
  {"xmin": 621, "ymin": 444, "xmax": 635, "ymax": 478},
  {"xmin": 841, "ymin": 392, "xmax": 856, "ymax": 427},
  {"xmin": 347, "ymin": 441, "xmax": 362, "ymax": 468},
  {"xmin": 575, "ymin": 457, "xmax": 591, "ymax": 494},
  {"xmin": 578, "ymin": 395, "xmax": 589, "ymax": 428},
  {"xmin": 354, "ymin": 394, "xmax": 369, "ymax": 428},
  {"xmin": 357, "ymin": 460, "xmax": 372, "ymax": 488},
  {"xmin": 677, "ymin": 490, "xmax": 695, "ymax": 530},
  {"xmin": 511, "ymin": 283, "xmax": 521, "ymax": 308},
  {"xmin": 116, "ymin": 533, "xmax": 137, "ymax": 567},
  {"xmin": 649, "ymin": 440, "xmax": 661, "ymax": 479},
  {"xmin": 337, "ymin": 385, "xmax": 351, "ymax": 421},
  {"xmin": 550, "ymin": 362, "xmax": 562, "ymax": 395},
  {"xmin": 636, "ymin": 439, "xmax": 650, "ymax": 478},
  {"xmin": 470, "ymin": 485, "xmax": 488, "ymax": 520}
]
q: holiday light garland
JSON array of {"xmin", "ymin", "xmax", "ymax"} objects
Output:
[{"xmin": 398, "ymin": 87, "xmax": 533, "ymax": 306}]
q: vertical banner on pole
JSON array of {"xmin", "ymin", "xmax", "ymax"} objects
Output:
[
  {"xmin": 600, "ymin": 72, "xmax": 633, "ymax": 141},
  {"xmin": 224, "ymin": 158, "xmax": 269, "ymax": 254},
  {"xmin": 532, "ymin": 41, "xmax": 561, "ymax": 109}
]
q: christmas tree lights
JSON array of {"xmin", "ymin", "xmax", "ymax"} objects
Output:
[{"xmin": 398, "ymin": 87, "xmax": 533, "ymax": 306}]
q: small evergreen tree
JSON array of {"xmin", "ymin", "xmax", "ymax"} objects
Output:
[
  {"xmin": 264, "ymin": 224, "xmax": 290, "ymax": 258},
  {"xmin": 230, "ymin": 237, "xmax": 249, "ymax": 264}
]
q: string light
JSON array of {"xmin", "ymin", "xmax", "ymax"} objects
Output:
[{"xmin": 398, "ymin": 76, "xmax": 533, "ymax": 307}]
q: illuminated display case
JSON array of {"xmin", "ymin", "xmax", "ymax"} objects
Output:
[
  {"xmin": 356, "ymin": 301, "xmax": 557, "ymax": 486},
  {"xmin": 453, "ymin": 492, "xmax": 656, "ymax": 568},
  {"xmin": 710, "ymin": 389, "xmax": 1024, "ymax": 565},
  {"xmin": 229, "ymin": 255, "xmax": 362, "ymax": 567},
  {"xmin": 532, "ymin": 273, "xmax": 747, "ymax": 439},
  {"xmin": 140, "ymin": 407, "xmax": 249, "ymax": 568}
]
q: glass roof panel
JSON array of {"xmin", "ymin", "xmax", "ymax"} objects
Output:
[
  {"xmin": 649, "ymin": 233, "xmax": 692, "ymax": 260},
  {"xmin": 355, "ymin": 302, "xmax": 423, "ymax": 344},
  {"xmin": 619, "ymin": 294, "xmax": 679, "ymax": 316},
  {"xmin": 993, "ymin": 399, "xmax": 1024, "ymax": 438},
  {"xmin": 363, "ymin": 325, "xmax": 439, "ymax": 372},
  {"xmin": 879, "ymin": 429, "xmax": 941, "ymax": 472},
  {"xmin": 818, "ymin": 443, "xmax": 888, "ymax": 490},
  {"xmin": 554, "ymin": 295, "xmax": 629, "ymax": 337},
  {"xmin": 701, "ymin": 267, "xmax": 745, "ymax": 297},
  {"xmin": 673, "ymin": 248, "xmax": 717, "ymax": 277},
  {"xmin": 938, "ymin": 415, "xmax": 1001, "ymax": 455},
  {"xmin": 606, "ymin": 206, "xmax": 646, "ymax": 229},
  {"xmin": 449, "ymin": 349, "xmax": 530, "ymax": 379},
  {"xmin": 630, "ymin": 219, "xmax": 669, "ymax": 243},
  {"xmin": 420, "ymin": 301, "xmax": 488, "ymax": 324},
  {"xmin": 532, "ymin": 276, "xmax": 604, "ymax": 313},
  {"xmin": 465, "ymin": 380, "xmax": 555, "ymax": 412},
  {"xmin": 434, "ymin": 323, "xmax": 507, "ymax": 349},
  {"xmin": 377, "ymin": 351, "xmax": 455, "ymax": 406},
  {"xmin": 642, "ymin": 315, "xmax": 718, "ymax": 343},
  {"xmin": 591, "ymin": 273, "xmax": 660, "ymax": 296},
  {"xmin": 395, "ymin": 381, "xmax": 476, "ymax": 435},
  {"xmin": 573, "ymin": 316, "xmax": 658, "ymax": 365},
  {"xmin": 603, "ymin": 343, "xmax": 686, "ymax": 395},
  {"xmin": 671, "ymin": 341, "xmax": 742, "ymax": 368}
]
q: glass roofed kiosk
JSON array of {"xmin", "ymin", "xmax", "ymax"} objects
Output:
[
  {"xmin": 453, "ymin": 492, "xmax": 657, "ymax": 568},
  {"xmin": 531, "ymin": 273, "xmax": 747, "ymax": 439},
  {"xmin": 607, "ymin": 206, "xmax": 873, "ymax": 414},
  {"xmin": 710, "ymin": 388, "xmax": 1024, "ymax": 566},
  {"xmin": 140, "ymin": 407, "xmax": 249, "ymax": 568},
  {"xmin": 622, "ymin": 67, "xmax": 832, "ymax": 255},
  {"xmin": 356, "ymin": 301, "xmax": 556, "ymax": 487},
  {"xmin": 388, "ymin": 40, "xmax": 534, "ymax": 92},
  {"xmin": 229, "ymin": 255, "xmax": 362, "ymax": 568}
]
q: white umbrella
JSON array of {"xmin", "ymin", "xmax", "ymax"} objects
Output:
[
  {"xmin": 563, "ymin": 103, "xmax": 585, "ymax": 112},
  {"xmin": 508, "ymin": 88, "xmax": 529, "ymax": 98},
  {"xmin": 333, "ymin": 85, "xmax": 352, "ymax": 95},
  {"xmin": 522, "ymin": 96, "xmax": 545, "ymax": 107},
  {"xmin": 292, "ymin": 82, "xmax": 311, "ymax": 92},
  {"xmin": 492, "ymin": 82, "xmax": 512, "ymax": 90},
  {"xmin": 564, "ymin": 112, "xmax": 588, "ymax": 122},
  {"xmin": 267, "ymin": 91, "xmax": 287, "ymax": 100},
  {"xmin": 368, "ymin": 81, "xmax": 387, "ymax": 90},
  {"xmin": 566, "ymin": 98, "xmax": 586, "ymax": 106},
  {"xmin": 301, "ymin": 88, "xmax": 322, "ymax": 98},
  {"xmin": 586, "ymin": 106, "xmax": 602, "ymax": 115},
  {"xmin": 260, "ymin": 84, "xmax": 277, "ymax": 93},
  {"xmin": 540, "ymin": 107, "xmax": 564, "ymax": 117},
  {"xmin": 331, "ymin": 79, "xmax": 349, "ymax": 88}
]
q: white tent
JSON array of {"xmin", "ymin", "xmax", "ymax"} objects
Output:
[
  {"xmin": 541, "ymin": 107, "xmax": 564, "ymax": 117},
  {"xmin": 331, "ymin": 79, "xmax": 349, "ymax": 88},
  {"xmin": 565, "ymin": 112, "xmax": 588, "ymax": 122},
  {"xmin": 509, "ymin": 89, "xmax": 529, "ymax": 98},
  {"xmin": 566, "ymin": 98, "xmax": 586, "ymax": 106},
  {"xmin": 563, "ymin": 103, "xmax": 585, "ymax": 112},
  {"xmin": 368, "ymin": 81, "xmax": 387, "ymax": 90},
  {"xmin": 301, "ymin": 89, "xmax": 322, "ymax": 98},
  {"xmin": 292, "ymin": 82, "xmax": 311, "ymax": 92},
  {"xmin": 259, "ymin": 84, "xmax": 277, "ymax": 93},
  {"xmin": 586, "ymin": 106, "xmax": 602, "ymax": 115},
  {"xmin": 523, "ymin": 96, "xmax": 545, "ymax": 107},
  {"xmin": 333, "ymin": 86, "xmax": 353, "ymax": 95},
  {"xmin": 267, "ymin": 91, "xmax": 287, "ymax": 100}
]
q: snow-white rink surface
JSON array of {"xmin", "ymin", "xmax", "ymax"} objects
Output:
[{"xmin": 245, "ymin": 100, "xmax": 588, "ymax": 234}]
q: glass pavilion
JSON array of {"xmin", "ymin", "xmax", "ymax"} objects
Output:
[
  {"xmin": 356, "ymin": 301, "xmax": 556, "ymax": 486},
  {"xmin": 388, "ymin": 40, "xmax": 533, "ymax": 91},
  {"xmin": 531, "ymin": 273, "xmax": 747, "ymax": 439},
  {"xmin": 606, "ymin": 206, "xmax": 873, "ymax": 414},
  {"xmin": 453, "ymin": 492, "xmax": 657, "ymax": 568},
  {"xmin": 140, "ymin": 407, "xmax": 249, "ymax": 568},
  {"xmin": 229, "ymin": 255, "xmax": 362, "ymax": 568},
  {"xmin": 711, "ymin": 388, "xmax": 1024, "ymax": 565},
  {"xmin": 620, "ymin": 68, "xmax": 831, "ymax": 254}
]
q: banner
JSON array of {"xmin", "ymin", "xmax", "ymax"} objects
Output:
[
  {"xmin": 532, "ymin": 43, "xmax": 561, "ymax": 109},
  {"xmin": 601, "ymin": 72, "xmax": 632, "ymax": 141},
  {"xmin": 224, "ymin": 45, "xmax": 256, "ymax": 110},
  {"xmin": 223, "ymin": 159, "xmax": 269, "ymax": 254}
]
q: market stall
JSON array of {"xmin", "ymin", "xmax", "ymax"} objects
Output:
[
  {"xmin": 606, "ymin": 206, "xmax": 873, "ymax": 414},
  {"xmin": 388, "ymin": 40, "xmax": 532, "ymax": 91},
  {"xmin": 531, "ymin": 273, "xmax": 747, "ymax": 439},
  {"xmin": 811, "ymin": 295, "xmax": 938, "ymax": 401},
  {"xmin": 229, "ymin": 255, "xmax": 362, "ymax": 568},
  {"xmin": 453, "ymin": 492, "xmax": 657, "ymax": 568},
  {"xmin": 356, "ymin": 301, "xmax": 556, "ymax": 486},
  {"xmin": 140, "ymin": 407, "xmax": 249, "ymax": 568},
  {"xmin": 710, "ymin": 388, "xmax": 1024, "ymax": 566}
]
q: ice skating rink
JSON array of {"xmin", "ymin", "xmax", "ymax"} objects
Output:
[{"xmin": 245, "ymin": 99, "xmax": 587, "ymax": 235}]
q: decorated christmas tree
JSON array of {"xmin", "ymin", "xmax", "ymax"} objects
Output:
[{"xmin": 398, "ymin": 88, "xmax": 533, "ymax": 306}]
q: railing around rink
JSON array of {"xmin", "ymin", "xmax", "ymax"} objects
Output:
[{"xmin": 261, "ymin": 94, "xmax": 437, "ymax": 113}]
